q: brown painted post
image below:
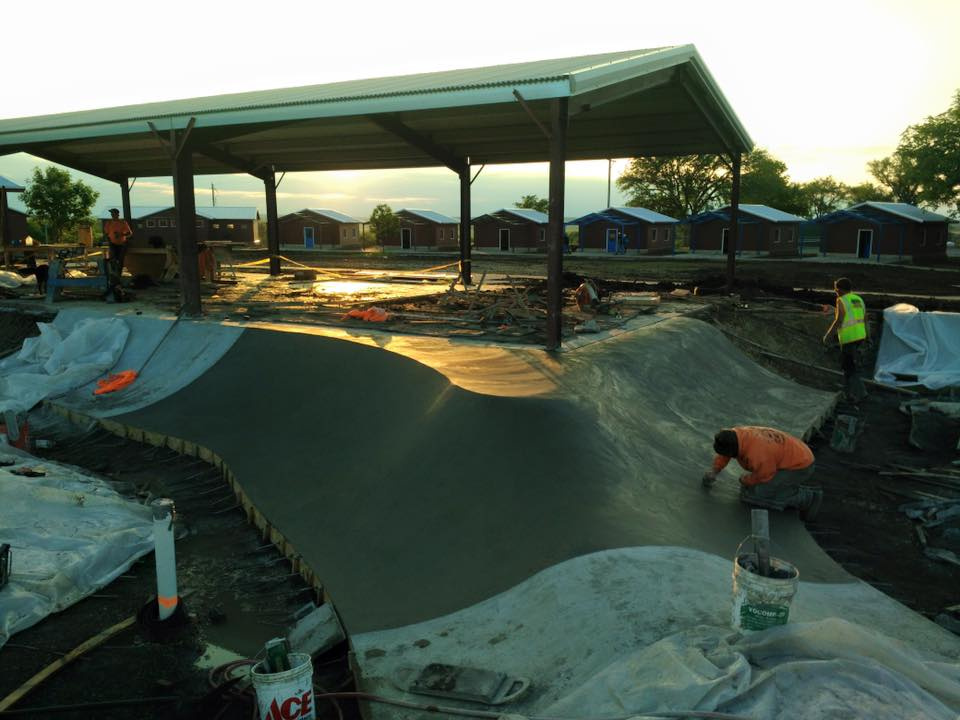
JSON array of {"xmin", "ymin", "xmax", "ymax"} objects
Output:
[
  {"xmin": 726, "ymin": 152, "xmax": 741, "ymax": 293},
  {"xmin": 546, "ymin": 98, "xmax": 568, "ymax": 350},
  {"xmin": 459, "ymin": 166, "xmax": 472, "ymax": 285},
  {"xmin": 264, "ymin": 170, "xmax": 280, "ymax": 276},
  {"xmin": 120, "ymin": 178, "xmax": 132, "ymax": 224},
  {"xmin": 172, "ymin": 146, "xmax": 201, "ymax": 316}
]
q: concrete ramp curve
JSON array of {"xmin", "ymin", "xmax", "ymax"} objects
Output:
[{"xmin": 109, "ymin": 316, "xmax": 841, "ymax": 634}]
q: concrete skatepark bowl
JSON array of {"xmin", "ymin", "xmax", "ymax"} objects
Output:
[{"xmin": 95, "ymin": 315, "xmax": 841, "ymax": 634}]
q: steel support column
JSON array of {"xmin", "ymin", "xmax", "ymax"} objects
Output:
[
  {"xmin": 725, "ymin": 152, "xmax": 741, "ymax": 292},
  {"xmin": 459, "ymin": 166, "xmax": 472, "ymax": 285},
  {"xmin": 264, "ymin": 170, "xmax": 280, "ymax": 276},
  {"xmin": 172, "ymin": 147, "xmax": 201, "ymax": 316},
  {"xmin": 120, "ymin": 178, "xmax": 132, "ymax": 222},
  {"xmin": 546, "ymin": 98, "xmax": 568, "ymax": 350}
]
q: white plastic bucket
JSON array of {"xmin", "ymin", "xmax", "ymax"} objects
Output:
[
  {"xmin": 251, "ymin": 652, "xmax": 316, "ymax": 720},
  {"xmin": 731, "ymin": 553, "xmax": 799, "ymax": 632}
]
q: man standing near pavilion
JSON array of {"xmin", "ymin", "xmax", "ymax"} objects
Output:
[{"xmin": 103, "ymin": 207, "xmax": 132, "ymax": 279}]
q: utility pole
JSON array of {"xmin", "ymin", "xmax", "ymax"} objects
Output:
[{"xmin": 211, "ymin": 183, "xmax": 216, "ymax": 207}]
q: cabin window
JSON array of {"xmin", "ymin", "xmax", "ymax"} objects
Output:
[
  {"xmin": 158, "ymin": 219, "xmax": 169, "ymax": 228},
  {"xmin": 146, "ymin": 219, "xmax": 156, "ymax": 228}
]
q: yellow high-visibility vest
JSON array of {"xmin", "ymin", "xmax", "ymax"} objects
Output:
[{"xmin": 838, "ymin": 292, "xmax": 867, "ymax": 345}]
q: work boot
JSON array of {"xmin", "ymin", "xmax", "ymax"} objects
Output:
[{"xmin": 798, "ymin": 486, "xmax": 823, "ymax": 522}]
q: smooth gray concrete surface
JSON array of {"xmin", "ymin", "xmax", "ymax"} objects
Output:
[{"xmin": 117, "ymin": 317, "xmax": 840, "ymax": 634}]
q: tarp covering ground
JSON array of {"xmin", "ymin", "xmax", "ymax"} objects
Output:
[
  {"xmin": 354, "ymin": 548, "xmax": 960, "ymax": 720},
  {"xmin": 0, "ymin": 446, "xmax": 153, "ymax": 648},
  {"xmin": 114, "ymin": 316, "xmax": 839, "ymax": 633},
  {"xmin": 875, "ymin": 303, "xmax": 960, "ymax": 389}
]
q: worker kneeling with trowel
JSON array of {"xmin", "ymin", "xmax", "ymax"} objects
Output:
[{"xmin": 702, "ymin": 426, "xmax": 823, "ymax": 521}]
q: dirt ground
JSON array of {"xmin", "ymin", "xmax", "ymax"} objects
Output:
[{"xmin": 1, "ymin": 253, "xmax": 958, "ymax": 716}]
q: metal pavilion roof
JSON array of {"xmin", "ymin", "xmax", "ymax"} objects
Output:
[{"xmin": 0, "ymin": 46, "xmax": 752, "ymax": 180}]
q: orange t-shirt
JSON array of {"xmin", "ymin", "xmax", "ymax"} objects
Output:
[
  {"xmin": 104, "ymin": 219, "xmax": 132, "ymax": 245},
  {"xmin": 712, "ymin": 426, "xmax": 814, "ymax": 486}
]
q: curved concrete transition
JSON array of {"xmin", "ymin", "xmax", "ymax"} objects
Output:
[{"xmin": 115, "ymin": 316, "xmax": 841, "ymax": 634}]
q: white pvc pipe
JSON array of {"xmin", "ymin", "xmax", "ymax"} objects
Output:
[{"xmin": 152, "ymin": 498, "xmax": 178, "ymax": 620}]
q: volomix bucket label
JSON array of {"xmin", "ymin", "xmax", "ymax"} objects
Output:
[{"xmin": 740, "ymin": 603, "xmax": 789, "ymax": 630}]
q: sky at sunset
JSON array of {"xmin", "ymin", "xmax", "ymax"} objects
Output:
[{"xmin": 1, "ymin": 0, "xmax": 957, "ymax": 219}]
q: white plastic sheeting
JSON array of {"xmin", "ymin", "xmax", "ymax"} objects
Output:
[
  {"xmin": 0, "ymin": 446, "xmax": 153, "ymax": 648},
  {"xmin": 0, "ymin": 316, "xmax": 128, "ymax": 415},
  {"xmin": 875, "ymin": 303, "xmax": 960, "ymax": 389},
  {"xmin": 355, "ymin": 547, "xmax": 960, "ymax": 720},
  {"xmin": 0, "ymin": 271, "xmax": 35, "ymax": 289},
  {"xmin": 51, "ymin": 309, "xmax": 244, "ymax": 418}
]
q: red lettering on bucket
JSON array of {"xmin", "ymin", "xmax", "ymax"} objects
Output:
[{"xmin": 267, "ymin": 691, "xmax": 313, "ymax": 720}]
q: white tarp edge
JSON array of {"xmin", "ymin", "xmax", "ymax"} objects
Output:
[
  {"xmin": 0, "ymin": 446, "xmax": 153, "ymax": 648},
  {"xmin": 875, "ymin": 303, "xmax": 960, "ymax": 389},
  {"xmin": 0, "ymin": 317, "xmax": 129, "ymax": 416},
  {"xmin": 355, "ymin": 547, "xmax": 960, "ymax": 720}
]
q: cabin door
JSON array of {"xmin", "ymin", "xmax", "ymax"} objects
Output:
[
  {"xmin": 498, "ymin": 228, "xmax": 510, "ymax": 251},
  {"xmin": 857, "ymin": 229, "xmax": 872, "ymax": 258},
  {"xmin": 401, "ymin": 227, "xmax": 412, "ymax": 250},
  {"xmin": 303, "ymin": 226, "xmax": 315, "ymax": 249}
]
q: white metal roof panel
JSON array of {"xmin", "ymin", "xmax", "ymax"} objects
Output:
[
  {"xmin": 99, "ymin": 205, "xmax": 258, "ymax": 220},
  {"xmin": 724, "ymin": 204, "xmax": 805, "ymax": 223},
  {"xmin": 611, "ymin": 206, "xmax": 679, "ymax": 223},
  {"xmin": 502, "ymin": 208, "xmax": 549, "ymax": 224},
  {"xmin": 304, "ymin": 208, "xmax": 360, "ymax": 223},
  {"xmin": 852, "ymin": 202, "xmax": 951, "ymax": 224},
  {"xmin": 195, "ymin": 206, "xmax": 259, "ymax": 220},
  {"xmin": 399, "ymin": 208, "xmax": 458, "ymax": 224},
  {"xmin": 0, "ymin": 175, "xmax": 24, "ymax": 191}
]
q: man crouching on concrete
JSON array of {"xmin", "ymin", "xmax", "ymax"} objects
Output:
[{"xmin": 702, "ymin": 426, "xmax": 823, "ymax": 521}]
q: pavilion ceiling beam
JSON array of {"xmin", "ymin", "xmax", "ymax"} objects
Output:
[
  {"xmin": 21, "ymin": 146, "xmax": 121, "ymax": 182},
  {"xmin": 679, "ymin": 69, "xmax": 741, "ymax": 156},
  {"xmin": 193, "ymin": 141, "xmax": 267, "ymax": 179},
  {"xmin": 512, "ymin": 90, "xmax": 551, "ymax": 140},
  {"xmin": 367, "ymin": 114, "xmax": 466, "ymax": 173},
  {"xmin": 568, "ymin": 67, "xmax": 679, "ymax": 117}
]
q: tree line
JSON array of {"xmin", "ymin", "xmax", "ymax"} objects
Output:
[{"xmin": 616, "ymin": 90, "xmax": 960, "ymax": 220}]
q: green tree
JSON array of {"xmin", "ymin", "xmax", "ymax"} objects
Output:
[
  {"xmin": 616, "ymin": 154, "xmax": 730, "ymax": 218},
  {"xmin": 800, "ymin": 176, "xmax": 848, "ymax": 218},
  {"xmin": 368, "ymin": 204, "xmax": 399, "ymax": 245},
  {"xmin": 844, "ymin": 182, "xmax": 893, "ymax": 206},
  {"xmin": 898, "ymin": 90, "xmax": 960, "ymax": 216},
  {"xmin": 739, "ymin": 148, "xmax": 807, "ymax": 216},
  {"xmin": 867, "ymin": 151, "xmax": 922, "ymax": 206},
  {"xmin": 515, "ymin": 194, "xmax": 550, "ymax": 213},
  {"xmin": 20, "ymin": 166, "xmax": 99, "ymax": 242}
]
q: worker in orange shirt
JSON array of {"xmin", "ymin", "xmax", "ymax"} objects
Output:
[
  {"xmin": 103, "ymin": 208, "xmax": 133, "ymax": 278},
  {"xmin": 702, "ymin": 426, "xmax": 822, "ymax": 521}
]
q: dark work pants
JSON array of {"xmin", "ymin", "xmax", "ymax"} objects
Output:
[
  {"xmin": 741, "ymin": 464, "xmax": 816, "ymax": 509},
  {"xmin": 840, "ymin": 341, "xmax": 867, "ymax": 401},
  {"xmin": 109, "ymin": 243, "xmax": 127, "ymax": 281}
]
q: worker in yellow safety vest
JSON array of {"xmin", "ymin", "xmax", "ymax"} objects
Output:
[{"xmin": 822, "ymin": 277, "xmax": 869, "ymax": 403}]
